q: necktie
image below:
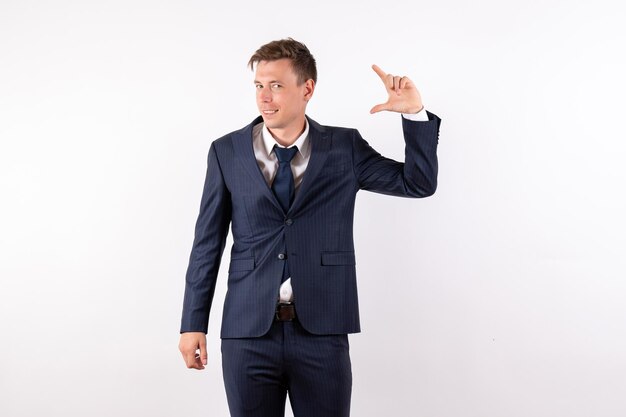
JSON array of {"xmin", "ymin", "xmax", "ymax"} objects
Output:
[
  {"xmin": 272, "ymin": 145, "xmax": 298, "ymax": 285},
  {"xmin": 272, "ymin": 145, "xmax": 298, "ymax": 213}
]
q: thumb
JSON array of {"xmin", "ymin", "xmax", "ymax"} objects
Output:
[
  {"xmin": 199, "ymin": 337, "xmax": 208, "ymax": 365},
  {"xmin": 370, "ymin": 102, "xmax": 390, "ymax": 114}
]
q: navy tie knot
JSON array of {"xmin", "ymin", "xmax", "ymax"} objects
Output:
[{"xmin": 274, "ymin": 145, "xmax": 298, "ymax": 163}]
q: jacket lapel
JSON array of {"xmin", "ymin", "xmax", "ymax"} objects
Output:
[
  {"xmin": 233, "ymin": 115, "xmax": 331, "ymax": 215},
  {"xmin": 288, "ymin": 116, "xmax": 330, "ymax": 214},
  {"xmin": 233, "ymin": 116, "xmax": 284, "ymax": 213}
]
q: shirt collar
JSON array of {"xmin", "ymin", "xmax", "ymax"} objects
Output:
[{"xmin": 261, "ymin": 118, "xmax": 310, "ymax": 158}]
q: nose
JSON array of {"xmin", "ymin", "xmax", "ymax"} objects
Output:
[{"xmin": 258, "ymin": 87, "xmax": 272, "ymax": 102}]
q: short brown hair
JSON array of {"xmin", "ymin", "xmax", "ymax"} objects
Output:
[{"xmin": 248, "ymin": 38, "xmax": 317, "ymax": 85}]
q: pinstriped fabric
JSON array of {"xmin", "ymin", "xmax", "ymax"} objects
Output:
[
  {"xmin": 221, "ymin": 320, "xmax": 351, "ymax": 417},
  {"xmin": 180, "ymin": 112, "xmax": 441, "ymax": 338}
]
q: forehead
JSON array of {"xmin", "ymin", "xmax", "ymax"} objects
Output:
[{"xmin": 254, "ymin": 58, "xmax": 298, "ymax": 82}]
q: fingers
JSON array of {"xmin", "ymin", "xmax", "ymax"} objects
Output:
[
  {"xmin": 393, "ymin": 76, "xmax": 401, "ymax": 93},
  {"xmin": 179, "ymin": 332, "xmax": 207, "ymax": 370},
  {"xmin": 183, "ymin": 349, "xmax": 204, "ymax": 369},
  {"xmin": 371, "ymin": 64, "xmax": 387, "ymax": 81},
  {"xmin": 370, "ymin": 102, "xmax": 390, "ymax": 114},
  {"xmin": 399, "ymin": 76, "xmax": 410, "ymax": 90},
  {"xmin": 373, "ymin": 64, "xmax": 411, "ymax": 95},
  {"xmin": 199, "ymin": 338, "xmax": 208, "ymax": 366},
  {"xmin": 193, "ymin": 353, "xmax": 205, "ymax": 369},
  {"xmin": 371, "ymin": 64, "xmax": 420, "ymax": 114},
  {"xmin": 373, "ymin": 64, "xmax": 395, "ymax": 92},
  {"xmin": 393, "ymin": 76, "xmax": 413, "ymax": 94}
]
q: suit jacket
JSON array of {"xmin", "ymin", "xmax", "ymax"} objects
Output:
[{"xmin": 180, "ymin": 112, "xmax": 441, "ymax": 338}]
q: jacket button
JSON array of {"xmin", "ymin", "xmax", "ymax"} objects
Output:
[
  {"xmin": 285, "ymin": 219, "xmax": 293, "ymax": 226},
  {"xmin": 277, "ymin": 253, "xmax": 286, "ymax": 260}
]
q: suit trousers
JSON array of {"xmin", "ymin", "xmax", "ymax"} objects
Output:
[{"xmin": 221, "ymin": 318, "xmax": 352, "ymax": 417}]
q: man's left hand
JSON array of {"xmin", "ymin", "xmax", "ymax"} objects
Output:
[{"xmin": 370, "ymin": 64, "xmax": 424, "ymax": 114}]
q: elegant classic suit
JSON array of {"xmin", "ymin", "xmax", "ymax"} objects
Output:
[
  {"xmin": 180, "ymin": 112, "xmax": 440, "ymax": 338},
  {"xmin": 180, "ymin": 111, "xmax": 440, "ymax": 416}
]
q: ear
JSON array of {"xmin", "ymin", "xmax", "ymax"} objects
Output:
[{"xmin": 303, "ymin": 79, "xmax": 315, "ymax": 101}]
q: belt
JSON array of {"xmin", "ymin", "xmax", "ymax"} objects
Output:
[{"xmin": 275, "ymin": 302, "xmax": 296, "ymax": 322}]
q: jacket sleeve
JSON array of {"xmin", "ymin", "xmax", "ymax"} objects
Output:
[
  {"xmin": 352, "ymin": 111, "xmax": 441, "ymax": 197},
  {"xmin": 180, "ymin": 142, "xmax": 232, "ymax": 334}
]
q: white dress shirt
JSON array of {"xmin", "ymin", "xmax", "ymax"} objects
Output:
[{"xmin": 251, "ymin": 108, "xmax": 429, "ymax": 302}]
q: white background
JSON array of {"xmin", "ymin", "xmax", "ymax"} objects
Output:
[{"xmin": 1, "ymin": 0, "xmax": 625, "ymax": 416}]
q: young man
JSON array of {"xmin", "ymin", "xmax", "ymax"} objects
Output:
[{"xmin": 179, "ymin": 38, "xmax": 440, "ymax": 417}]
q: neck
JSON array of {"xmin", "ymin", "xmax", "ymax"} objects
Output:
[{"xmin": 267, "ymin": 118, "xmax": 306, "ymax": 147}]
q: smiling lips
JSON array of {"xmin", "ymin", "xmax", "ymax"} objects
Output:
[{"xmin": 263, "ymin": 109, "xmax": 279, "ymax": 115}]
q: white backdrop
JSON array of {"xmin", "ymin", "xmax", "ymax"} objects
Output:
[{"xmin": 1, "ymin": 0, "xmax": 625, "ymax": 416}]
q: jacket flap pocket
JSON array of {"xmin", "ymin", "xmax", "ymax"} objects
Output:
[
  {"xmin": 321, "ymin": 251, "xmax": 356, "ymax": 266},
  {"xmin": 228, "ymin": 257, "xmax": 255, "ymax": 272}
]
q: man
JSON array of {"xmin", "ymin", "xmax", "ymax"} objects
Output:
[{"xmin": 179, "ymin": 38, "xmax": 440, "ymax": 417}]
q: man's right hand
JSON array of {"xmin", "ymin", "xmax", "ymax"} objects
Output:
[{"xmin": 178, "ymin": 332, "xmax": 208, "ymax": 370}]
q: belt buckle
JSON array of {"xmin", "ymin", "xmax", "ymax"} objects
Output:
[{"xmin": 275, "ymin": 302, "xmax": 295, "ymax": 322}]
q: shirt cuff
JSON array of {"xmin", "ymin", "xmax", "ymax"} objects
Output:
[{"xmin": 402, "ymin": 107, "xmax": 428, "ymax": 121}]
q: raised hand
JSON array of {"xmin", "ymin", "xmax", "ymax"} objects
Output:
[{"xmin": 370, "ymin": 64, "xmax": 424, "ymax": 115}]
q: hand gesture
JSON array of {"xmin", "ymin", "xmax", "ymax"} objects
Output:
[{"xmin": 370, "ymin": 64, "xmax": 424, "ymax": 114}]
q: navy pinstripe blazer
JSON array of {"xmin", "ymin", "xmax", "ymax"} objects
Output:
[{"xmin": 180, "ymin": 112, "xmax": 441, "ymax": 338}]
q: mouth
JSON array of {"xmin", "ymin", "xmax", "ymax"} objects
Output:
[{"xmin": 262, "ymin": 109, "xmax": 279, "ymax": 115}]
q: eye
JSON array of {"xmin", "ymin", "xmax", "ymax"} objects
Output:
[
  {"xmin": 255, "ymin": 84, "xmax": 263, "ymax": 90},
  {"xmin": 271, "ymin": 83, "xmax": 282, "ymax": 90}
]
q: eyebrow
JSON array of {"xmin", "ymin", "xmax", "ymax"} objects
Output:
[{"xmin": 254, "ymin": 80, "xmax": 282, "ymax": 84}]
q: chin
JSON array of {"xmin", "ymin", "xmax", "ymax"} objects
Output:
[{"xmin": 262, "ymin": 118, "xmax": 280, "ymax": 129}]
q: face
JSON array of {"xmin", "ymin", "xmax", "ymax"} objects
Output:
[{"xmin": 254, "ymin": 59, "xmax": 315, "ymax": 135}]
